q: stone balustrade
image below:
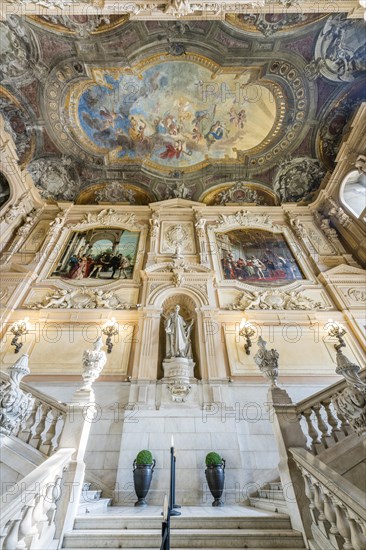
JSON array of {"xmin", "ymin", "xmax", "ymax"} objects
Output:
[
  {"xmin": 291, "ymin": 447, "xmax": 366, "ymax": 550},
  {"xmin": 0, "ymin": 448, "xmax": 74, "ymax": 550},
  {"xmin": 295, "ymin": 368, "xmax": 366, "ymax": 455},
  {"xmin": 0, "ymin": 369, "xmax": 67, "ymax": 457}
]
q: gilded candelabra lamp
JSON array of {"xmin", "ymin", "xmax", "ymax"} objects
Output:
[
  {"xmin": 10, "ymin": 318, "xmax": 29, "ymax": 354},
  {"xmin": 102, "ymin": 318, "xmax": 119, "ymax": 353},
  {"xmin": 327, "ymin": 319, "xmax": 347, "ymax": 351},
  {"xmin": 239, "ymin": 318, "xmax": 256, "ymax": 355}
]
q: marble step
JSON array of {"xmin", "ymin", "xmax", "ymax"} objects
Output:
[
  {"xmin": 80, "ymin": 489, "xmax": 103, "ymax": 502},
  {"xmin": 77, "ymin": 498, "xmax": 112, "ymax": 515},
  {"xmin": 258, "ymin": 489, "xmax": 285, "ymax": 500},
  {"xmin": 63, "ymin": 528, "xmax": 305, "ymax": 548},
  {"xmin": 248, "ymin": 497, "xmax": 288, "ymax": 514},
  {"xmin": 74, "ymin": 514, "xmax": 292, "ymax": 530}
]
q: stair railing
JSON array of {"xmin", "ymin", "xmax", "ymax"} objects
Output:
[
  {"xmin": 290, "ymin": 447, "xmax": 366, "ymax": 550},
  {"xmin": 0, "ymin": 448, "xmax": 74, "ymax": 550},
  {"xmin": 0, "ymin": 370, "xmax": 68, "ymax": 457},
  {"xmin": 0, "ymin": 338, "xmax": 107, "ymax": 549},
  {"xmin": 294, "ymin": 368, "xmax": 366, "ymax": 455}
]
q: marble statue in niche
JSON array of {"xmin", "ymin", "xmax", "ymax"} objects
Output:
[
  {"xmin": 163, "ymin": 304, "xmax": 194, "ymax": 359},
  {"xmin": 161, "ymin": 304, "xmax": 196, "ymax": 403}
]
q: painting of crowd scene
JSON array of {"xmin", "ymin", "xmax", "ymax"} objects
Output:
[
  {"xmin": 217, "ymin": 229, "xmax": 304, "ymax": 285},
  {"xmin": 51, "ymin": 228, "xmax": 139, "ymax": 281}
]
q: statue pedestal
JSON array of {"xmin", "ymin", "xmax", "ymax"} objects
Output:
[{"xmin": 161, "ymin": 357, "xmax": 196, "ymax": 403}]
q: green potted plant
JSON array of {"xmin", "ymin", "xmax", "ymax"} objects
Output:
[
  {"xmin": 133, "ymin": 450, "xmax": 156, "ymax": 507},
  {"xmin": 205, "ymin": 452, "xmax": 225, "ymax": 507}
]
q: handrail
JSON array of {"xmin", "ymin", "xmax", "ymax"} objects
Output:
[
  {"xmin": 0, "ymin": 448, "xmax": 75, "ymax": 528},
  {"xmin": 290, "ymin": 447, "xmax": 366, "ymax": 550},
  {"xmin": 273, "ymin": 369, "xmax": 366, "ymax": 455},
  {"xmin": 0, "ymin": 370, "xmax": 67, "ymax": 414},
  {"xmin": 295, "ymin": 369, "xmax": 366, "ymax": 413},
  {"xmin": 290, "ymin": 447, "xmax": 366, "ymax": 520}
]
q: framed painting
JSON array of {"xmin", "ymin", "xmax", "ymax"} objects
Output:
[
  {"xmin": 50, "ymin": 228, "xmax": 140, "ymax": 282},
  {"xmin": 216, "ymin": 229, "xmax": 304, "ymax": 286}
]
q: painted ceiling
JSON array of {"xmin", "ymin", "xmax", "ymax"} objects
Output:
[{"xmin": 0, "ymin": 13, "xmax": 365, "ymax": 205}]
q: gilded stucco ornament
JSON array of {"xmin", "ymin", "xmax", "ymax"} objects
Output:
[
  {"xmin": 27, "ymin": 157, "xmax": 79, "ymax": 201},
  {"xmin": 0, "ymin": 192, "xmax": 30, "ymax": 224},
  {"xmin": 27, "ymin": 287, "xmax": 132, "ymax": 309},
  {"xmin": 76, "ymin": 209, "xmax": 139, "ymax": 228},
  {"xmin": 215, "ymin": 182, "xmax": 265, "ymax": 206},
  {"xmin": 227, "ymin": 289, "xmax": 330, "ymax": 311},
  {"xmin": 0, "ymin": 355, "xmax": 34, "ymax": 436},
  {"xmin": 273, "ymin": 157, "xmax": 326, "ymax": 203},
  {"xmin": 216, "ymin": 210, "xmax": 273, "ymax": 229}
]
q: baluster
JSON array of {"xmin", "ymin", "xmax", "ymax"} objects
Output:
[
  {"xmin": 32, "ymin": 494, "xmax": 47, "ymax": 525},
  {"xmin": 322, "ymin": 399, "xmax": 341, "ymax": 442},
  {"xmin": 18, "ymin": 503, "xmax": 38, "ymax": 545},
  {"xmin": 32, "ymin": 405, "xmax": 51, "ymax": 450},
  {"xmin": 312, "ymin": 404, "xmax": 329, "ymax": 449},
  {"xmin": 334, "ymin": 406, "xmax": 350, "ymax": 437},
  {"xmin": 2, "ymin": 520, "xmax": 23, "ymax": 550},
  {"xmin": 323, "ymin": 492, "xmax": 338, "ymax": 535},
  {"xmin": 334, "ymin": 503, "xmax": 354, "ymax": 550},
  {"xmin": 45, "ymin": 476, "xmax": 62, "ymax": 524},
  {"xmin": 302, "ymin": 472, "xmax": 317, "ymax": 525},
  {"xmin": 18, "ymin": 399, "xmax": 40, "ymax": 444},
  {"xmin": 348, "ymin": 518, "xmax": 366, "ymax": 550},
  {"xmin": 302, "ymin": 410, "xmax": 320, "ymax": 453},
  {"xmin": 313, "ymin": 483, "xmax": 326, "ymax": 523},
  {"xmin": 41, "ymin": 409, "xmax": 59, "ymax": 456},
  {"xmin": 52, "ymin": 413, "xmax": 65, "ymax": 452}
]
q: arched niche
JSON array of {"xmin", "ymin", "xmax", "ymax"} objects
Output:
[
  {"xmin": 340, "ymin": 170, "xmax": 366, "ymax": 221},
  {"xmin": 0, "ymin": 172, "xmax": 11, "ymax": 211},
  {"xmin": 157, "ymin": 292, "xmax": 201, "ymax": 381}
]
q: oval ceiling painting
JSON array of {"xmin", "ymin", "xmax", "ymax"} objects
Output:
[{"xmin": 69, "ymin": 58, "xmax": 279, "ymax": 171}]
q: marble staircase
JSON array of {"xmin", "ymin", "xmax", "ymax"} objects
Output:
[
  {"xmin": 62, "ymin": 505, "xmax": 306, "ymax": 549},
  {"xmin": 78, "ymin": 482, "xmax": 112, "ymax": 515},
  {"xmin": 249, "ymin": 480, "xmax": 288, "ymax": 514}
]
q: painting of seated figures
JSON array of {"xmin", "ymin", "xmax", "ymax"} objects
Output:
[
  {"xmin": 50, "ymin": 228, "xmax": 139, "ymax": 282},
  {"xmin": 217, "ymin": 229, "xmax": 304, "ymax": 285}
]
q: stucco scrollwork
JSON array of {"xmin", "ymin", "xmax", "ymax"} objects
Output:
[
  {"xmin": 216, "ymin": 210, "xmax": 273, "ymax": 229},
  {"xmin": 227, "ymin": 289, "xmax": 330, "ymax": 311},
  {"xmin": 0, "ymin": 192, "xmax": 30, "ymax": 224},
  {"xmin": 72, "ymin": 209, "xmax": 141, "ymax": 230},
  {"xmin": 27, "ymin": 287, "xmax": 132, "ymax": 310},
  {"xmin": 347, "ymin": 288, "xmax": 366, "ymax": 302},
  {"xmin": 28, "ymin": 157, "xmax": 79, "ymax": 201},
  {"xmin": 273, "ymin": 157, "xmax": 326, "ymax": 203}
]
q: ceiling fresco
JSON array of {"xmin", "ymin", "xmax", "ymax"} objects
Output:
[
  {"xmin": 0, "ymin": 14, "xmax": 365, "ymax": 205},
  {"xmin": 71, "ymin": 60, "xmax": 278, "ymax": 170}
]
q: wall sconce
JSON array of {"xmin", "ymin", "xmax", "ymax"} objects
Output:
[
  {"xmin": 327, "ymin": 319, "xmax": 347, "ymax": 351},
  {"xmin": 102, "ymin": 318, "xmax": 119, "ymax": 354},
  {"xmin": 239, "ymin": 318, "xmax": 256, "ymax": 355},
  {"xmin": 10, "ymin": 318, "xmax": 29, "ymax": 354}
]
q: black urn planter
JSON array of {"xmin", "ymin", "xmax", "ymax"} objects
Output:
[
  {"xmin": 205, "ymin": 459, "xmax": 225, "ymax": 507},
  {"xmin": 133, "ymin": 460, "xmax": 156, "ymax": 507}
]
